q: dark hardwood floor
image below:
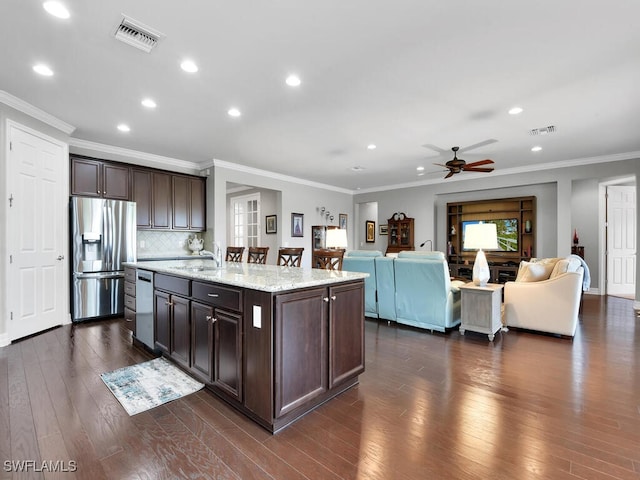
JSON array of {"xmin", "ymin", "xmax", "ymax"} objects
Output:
[{"xmin": 1, "ymin": 295, "xmax": 639, "ymax": 479}]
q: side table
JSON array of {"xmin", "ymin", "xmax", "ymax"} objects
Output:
[{"xmin": 459, "ymin": 283, "xmax": 504, "ymax": 341}]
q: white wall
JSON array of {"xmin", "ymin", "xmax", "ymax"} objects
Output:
[{"xmin": 212, "ymin": 161, "xmax": 353, "ymax": 268}]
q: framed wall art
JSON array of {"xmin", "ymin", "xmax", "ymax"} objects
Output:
[
  {"xmin": 379, "ymin": 224, "xmax": 388, "ymax": 235},
  {"xmin": 265, "ymin": 215, "xmax": 277, "ymax": 234},
  {"xmin": 291, "ymin": 213, "xmax": 304, "ymax": 237},
  {"xmin": 339, "ymin": 213, "xmax": 348, "ymax": 230},
  {"xmin": 366, "ymin": 220, "xmax": 375, "ymax": 243}
]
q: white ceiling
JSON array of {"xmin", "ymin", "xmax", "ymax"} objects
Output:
[{"xmin": 2, "ymin": 0, "xmax": 640, "ymax": 190}]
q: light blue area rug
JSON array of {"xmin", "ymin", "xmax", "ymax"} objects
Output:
[{"xmin": 101, "ymin": 357, "xmax": 204, "ymax": 415}]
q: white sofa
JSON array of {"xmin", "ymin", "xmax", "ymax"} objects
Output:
[{"xmin": 503, "ymin": 256, "xmax": 586, "ymax": 337}]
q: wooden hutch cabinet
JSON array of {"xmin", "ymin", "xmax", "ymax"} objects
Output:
[
  {"xmin": 447, "ymin": 196, "xmax": 536, "ymax": 283},
  {"xmin": 386, "ymin": 212, "xmax": 414, "ymax": 255}
]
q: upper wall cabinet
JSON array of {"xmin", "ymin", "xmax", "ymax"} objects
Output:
[
  {"xmin": 71, "ymin": 154, "xmax": 206, "ymax": 232},
  {"xmin": 70, "ymin": 155, "xmax": 130, "ymax": 200},
  {"xmin": 132, "ymin": 168, "xmax": 206, "ymax": 232},
  {"xmin": 172, "ymin": 175, "xmax": 206, "ymax": 231}
]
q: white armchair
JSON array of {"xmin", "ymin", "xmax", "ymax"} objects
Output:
[{"xmin": 504, "ymin": 260, "xmax": 584, "ymax": 337}]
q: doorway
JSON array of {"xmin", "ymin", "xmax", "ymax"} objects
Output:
[
  {"xmin": 605, "ymin": 184, "xmax": 636, "ymax": 297},
  {"xmin": 6, "ymin": 121, "xmax": 68, "ymax": 341}
]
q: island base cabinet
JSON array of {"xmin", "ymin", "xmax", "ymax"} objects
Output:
[
  {"xmin": 191, "ymin": 301, "xmax": 213, "ymax": 381},
  {"xmin": 214, "ymin": 309, "xmax": 242, "ymax": 401},
  {"xmin": 274, "ymin": 289, "xmax": 328, "ymax": 418},
  {"xmin": 329, "ymin": 282, "xmax": 365, "ymax": 387}
]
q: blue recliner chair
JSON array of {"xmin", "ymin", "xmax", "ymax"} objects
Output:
[
  {"xmin": 342, "ymin": 250, "xmax": 383, "ymax": 318},
  {"xmin": 375, "ymin": 256, "xmax": 397, "ymax": 322},
  {"xmin": 393, "ymin": 251, "xmax": 463, "ymax": 332}
]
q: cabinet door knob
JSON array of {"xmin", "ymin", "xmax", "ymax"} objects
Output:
[
  {"xmin": 97, "ymin": 190, "xmax": 101, "ymax": 194},
  {"xmin": 331, "ymin": 295, "xmax": 336, "ymax": 301},
  {"xmin": 323, "ymin": 297, "xmax": 329, "ymax": 302},
  {"xmin": 165, "ymin": 301, "xmax": 173, "ymax": 306},
  {"xmin": 206, "ymin": 315, "xmax": 212, "ymax": 321}
]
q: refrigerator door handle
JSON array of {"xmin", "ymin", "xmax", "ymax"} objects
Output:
[{"xmin": 74, "ymin": 272, "xmax": 125, "ymax": 280}]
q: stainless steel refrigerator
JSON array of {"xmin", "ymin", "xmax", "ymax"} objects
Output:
[{"xmin": 71, "ymin": 197, "xmax": 136, "ymax": 322}]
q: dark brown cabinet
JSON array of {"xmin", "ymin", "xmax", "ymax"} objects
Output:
[
  {"xmin": 170, "ymin": 295, "xmax": 191, "ymax": 369},
  {"xmin": 154, "ymin": 290, "xmax": 171, "ymax": 354},
  {"xmin": 447, "ymin": 196, "xmax": 536, "ymax": 283},
  {"xmin": 132, "ymin": 169, "xmax": 172, "ymax": 230},
  {"xmin": 172, "ymin": 175, "xmax": 206, "ymax": 231},
  {"xmin": 133, "ymin": 169, "xmax": 205, "ymax": 231},
  {"xmin": 71, "ymin": 155, "xmax": 130, "ymax": 200},
  {"xmin": 123, "ymin": 267, "xmax": 136, "ymax": 335},
  {"xmin": 386, "ymin": 213, "xmax": 414, "ymax": 255},
  {"xmin": 148, "ymin": 269, "xmax": 364, "ymax": 433}
]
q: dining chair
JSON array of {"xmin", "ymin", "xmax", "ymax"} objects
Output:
[
  {"xmin": 247, "ymin": 246, "xmax": 269, "ymax": 264},
  {"xmin": 226, "ymin": 246, "xmax": 245, "ymax": 262},
  {"xmin": 312, "ymin": 249, "xmax": 344, "ymax": 270},
  {"xmin": 277, "ymin": 247, "xmax": 304, "ymax": 267}
]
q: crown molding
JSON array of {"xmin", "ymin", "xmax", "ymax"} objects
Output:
[
  {"xmin": 0, "ymin": 90, "xmax": 75, "ymax": 135},
  {"xmin": 212, "ymin": 158, "xmax": 354, "ymax": 195},
  {"xmin": 69, "ymin": 138, "xmax": 199, "ymax": 172},
  {"xmin": 355, "ymin": 150, "xmax": 640, "ymax": 194}
]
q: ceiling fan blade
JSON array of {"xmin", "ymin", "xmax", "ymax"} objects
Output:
[
  {"xmin": 462, "ymin": 167, "xmax": 494, "ymax": 173},
  {"xmin": 458, "ymin": 139, "xmax": 498, "ymax": 153},
  {"xmin": 422, "ymin": 144, "xmax": 449, "ymax": 154},
  {"xmin": 464, "ymin": 159, "xmax": 494, "ymax": 168},
  {"xmin": 433, "ymin": 163, "xmax": 450, "ymax": 168},
  {"xmin": 444, "ymin": 171, "xmax": 455, "ymax": 179}
]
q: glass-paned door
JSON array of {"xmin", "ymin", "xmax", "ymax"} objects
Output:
[{"xmin": 230, "ymin": 193, "xmax": 260, "ymax": 248}]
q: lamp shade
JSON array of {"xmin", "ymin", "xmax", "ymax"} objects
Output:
[
  {"xmin": 325, "ymin": 228, "xmax": 348, "ymax": 249},
  {"xmin": 463, "ymin": 223, "xmax": 498, "ymax": 250},
  {"xmin": 463, "ymin": 222, "xmax": 498, "ymax": 287}
]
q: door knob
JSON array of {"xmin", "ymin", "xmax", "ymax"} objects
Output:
[{"xmin": 56, "ymin": 255, "xmax": 64, "ymax": 261}]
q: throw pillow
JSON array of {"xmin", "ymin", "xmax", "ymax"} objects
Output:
[{"xmin": 516, "ymin": 261, "xmax": 554, "ymax": 282}]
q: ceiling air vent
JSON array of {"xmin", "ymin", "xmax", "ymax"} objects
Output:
[
  {"xmin": 113, "ymin": 15, "xmax": 164, "ymax": 53},
  {"xmin": 528, "ymin": 125, "xmax": 556, "ymax": 136}
]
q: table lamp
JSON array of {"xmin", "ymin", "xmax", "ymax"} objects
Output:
[
  {"xmin": 463, "ymin": 222, "xmax": 498, "ymax": 286},
  {"xmin": 325, "ymin": 228, "xmax": 348, "ymax": 249}
]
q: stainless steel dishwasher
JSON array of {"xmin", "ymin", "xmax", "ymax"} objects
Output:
[{"xmin": 135, "ymin": 270, "xmax": 154, "ymax": 349}]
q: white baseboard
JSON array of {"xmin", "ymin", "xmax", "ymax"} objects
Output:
[
  {"xmin": 0, "ymin": 332, "xmax": 9, "ymax": 348},
  {"xmin": 634, "ymin": 301, "xmax": 640, "ymax": 315},
  {"xmin": 585, "ymin": 288, "xmax": 600, "ymax": 295}
]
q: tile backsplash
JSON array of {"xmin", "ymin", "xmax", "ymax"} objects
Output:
[{"xmin": 137, "ymin": 230, "xmax": 203, "ymax": 257}]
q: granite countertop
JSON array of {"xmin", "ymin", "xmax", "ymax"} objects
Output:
[{"xmin": 124, "ymin": 259, "xmax": 368, "ymax": 293}]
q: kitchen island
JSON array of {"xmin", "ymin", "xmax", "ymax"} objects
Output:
[{"xmin": 125, "ymin": 259, "xmax": 367, "ymax": 433}]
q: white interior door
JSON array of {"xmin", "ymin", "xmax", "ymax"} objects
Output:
[
  {"xmin": 7, "ymin": 122, "xmax": 68, "ymax": 341},
  {"xmin": 607, "ymin": 185, "xmax": 636, "ymax": 296}
]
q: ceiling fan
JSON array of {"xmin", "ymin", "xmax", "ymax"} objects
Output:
[{"xmin": 433, "ymin": 146, "xmax": 495, "ymax": 179}]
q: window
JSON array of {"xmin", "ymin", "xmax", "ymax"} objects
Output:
[{"xmin": 230, "ymin": 193, "xmax": 260, "ymax": 248}]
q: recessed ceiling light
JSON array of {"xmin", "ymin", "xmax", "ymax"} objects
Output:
[
  {"xmin": 531, "ymin": 146, "xmax": 542, "ymax": 152},
  {"xmin": 416, "ymin": 166, "xmax": 425, "ymax": 171},
  {"xmin": 367, "ymin": 144, "xmax": 377, "ymax": 150},
  {"xmin": 117, "ymin": 124, "xmax": 131, "ymax": 132},
  {"xmin": 43, "ymin": 1, "xmax": 70, "ymax": 19},
  {"xmin": 508, "ymin": 106, "xmax": 523, "ymax": 115},
  {"xmin": 285, "ymin": 74, "xmax": 301, "ymax": 87},
  {"xmin": 180, "ymin": 59, "xmax": 198, "ymax": 73},
  {"xmin": 141, "ymin": 98, "xmax": 156, "ymax": 108},
  {"xmin": 417, "ymin": 172, "xmax": 425, "ymax": 176},
  {"xmin": 33, "ymin": 64, "xmax": 54, "ymax": 76},
  {"xmin": 351, "ymin": 166, "xmax": 365, "ymax": 172},
  {"xmin": 227, "ymin": 107, "xmax": 241, "ymax": 117}
]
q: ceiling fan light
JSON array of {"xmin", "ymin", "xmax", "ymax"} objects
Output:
[
  {"xmin": 531, "ymin": 146, "xmax": 542, "ymax": 152},
  {"xmin": 509, "ymin": 106, "xmax": 523, "ymax": 115}
]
